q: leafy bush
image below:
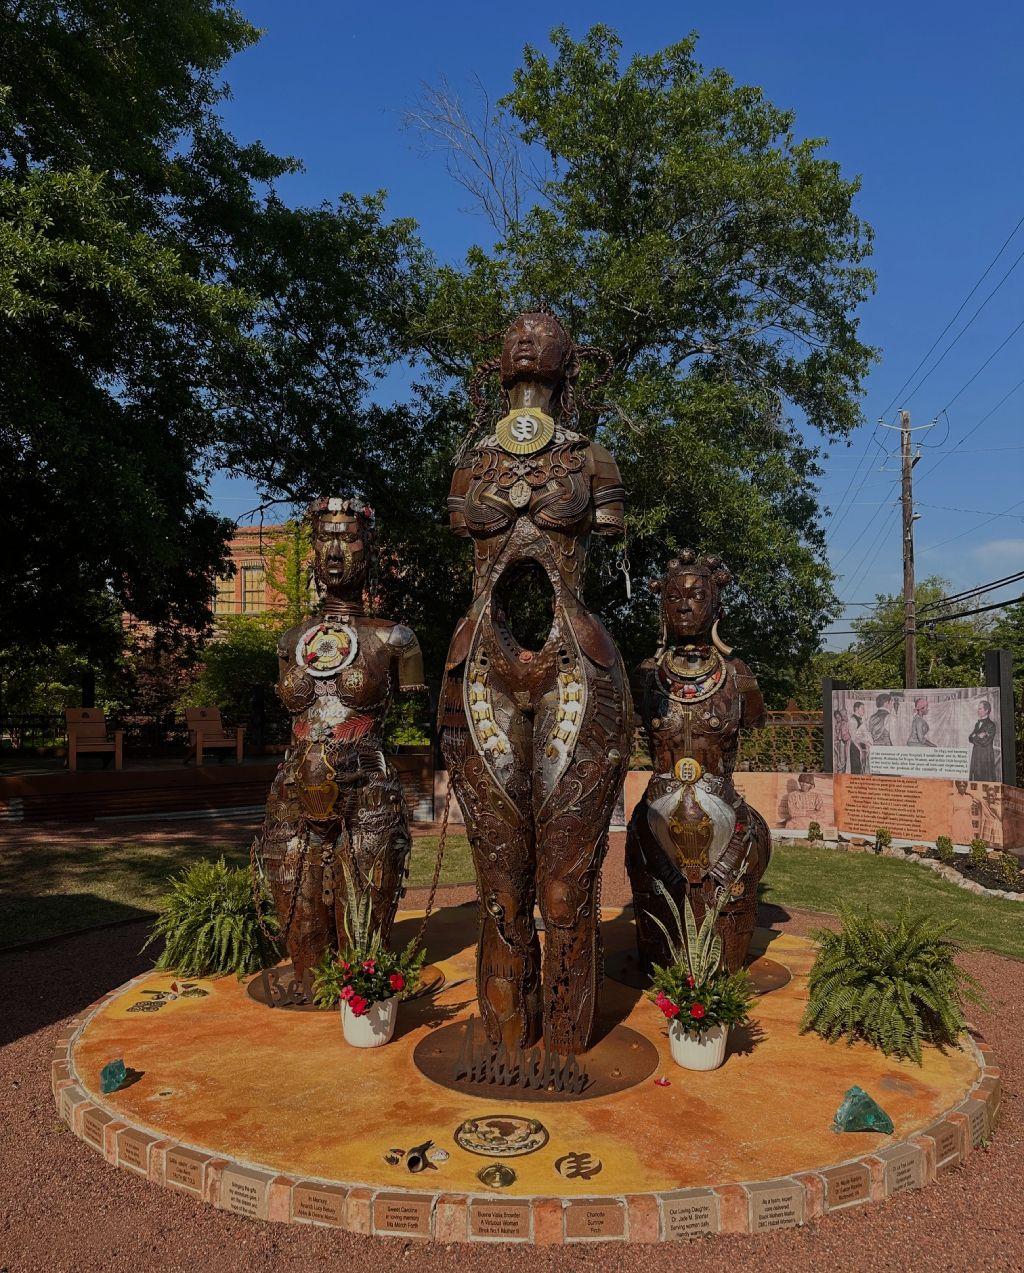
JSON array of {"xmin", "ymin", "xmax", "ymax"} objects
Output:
[
  {"xmin": 998, "ymin": 853, "xmax": 1022, "ymax": 890},
  {"xmin": 874, "ymin": 827, "xmax": 892, "ymax": 852},
  {"xmin": 144, "ymin": 857, "xmax": 280, "ymax": 977},
  {"xmin": 969, "ymin": 837, "xmax": 988, "ymax": 868},
  {"xmin": 807, "ymin": 821, "xmax": 823, "ymax": 842},
  {"xmin": 801, "ymin": 906, "xmax": 984, "ymax": 1064},
  {"xmin": 936, "ymin": 836, "xmax": 955, "ymax": 864}
]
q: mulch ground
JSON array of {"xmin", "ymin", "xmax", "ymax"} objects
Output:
[{"xmin": 2, "ymin": 891, "xmax": 1021, "ymax": 1273}]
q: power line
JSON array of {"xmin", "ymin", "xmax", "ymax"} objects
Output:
[
  {"xmin": 916, "ymin": 372, "xmax": 1024, "ymax": 483},
  {"xmin": 824, "ymin": 425, "xmax": 886, "ymax": 544},
  {"xmin": 930, "ymin": 313, "xmax": 1024, "ymax": 419},
  {"xmin": 876, "ymin": 211, "xmax": 1024, "ymax": 420},
  {"xmin": 841, "ymin": 506, "xmax": 900, "ymax": 601},
  {"xmin": 899, "ymin": 240, "xmax": 1024, "ymax": 409},
  {"xmin": 921, "ymin": 497, "xmax": 1024, "ymax": 552},
  {"xmin": 831, "ymin": 482, "xmax": 899, "ymax": 572},
  {"xmin": 917, "ymin": 501, "xmax": 1024, "ymax": 520}
]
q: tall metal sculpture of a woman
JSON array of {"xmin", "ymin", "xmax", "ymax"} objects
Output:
[
  {"xmin": 256, "ymin": 496, "xmax": 426, "ymax": 979},
  {"xmin": 440, "ymin": 310, "xmax": 632, "ymax": 1055},
  {"xmin": 625, "ymin": 550, "xmax": 771, "ymax": 974}
]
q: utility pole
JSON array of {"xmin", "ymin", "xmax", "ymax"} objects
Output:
[{"xmin": 900, "ymin": 409, "xmax": 920, "ymax": 689}]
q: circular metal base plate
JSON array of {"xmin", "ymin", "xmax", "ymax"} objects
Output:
[
  {"xmin": 412, "ymin": 1021, "xmax": 659, "ymax": 1103},
  {"xmin": 246, "ymin": 961, "xmax": 445, "ymax": 1011},
  {"xmin": 604, "ymin": 947, "xmax": 792, "ymax": 996}
]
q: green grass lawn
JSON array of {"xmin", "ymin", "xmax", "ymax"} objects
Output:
[
  {"xmin": 764, "ymin": 841, "xmax": 1024, "ymax": 960},
  {"xmin": 2, "ymin": 832, "xmax": 1021, "ymax": 958},
  {"xmin": 0, "ymin": 833, "xmax": 474, "ymax": 949}
]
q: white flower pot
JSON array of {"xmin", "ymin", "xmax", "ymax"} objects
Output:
[
  {"xmin": 340, "ymin": 995, "xmax": 397, "ymax": 1048},
  {"xmin": 668, "ymin": 1020, "xmax": 729, "ymax": 1070}
]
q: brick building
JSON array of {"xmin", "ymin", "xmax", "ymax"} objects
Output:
[{"xmin": 213, "ymin": 524, "xmax": 293, "ymax": 618}]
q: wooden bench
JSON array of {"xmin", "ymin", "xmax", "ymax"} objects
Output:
[
  {"xmin": 184, "ymin": 708, "xmax": 245, "ymax": 766},
  {"xmin": 66, "ymin": 708, "xmax": 123, "ymax": 771}
]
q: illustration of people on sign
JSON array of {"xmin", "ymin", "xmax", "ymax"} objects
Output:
[
  {"xmin": 833, "ymin": 707, "xmax": 850, "ymax": 772},
  {"xmin": 949, "ymin": 781, "xmax": 977, "ymax": 845},
  {"xmin": 906, "ymin": 698, "xmax": 937, "ymax": 748},
  {"xmin": 848, "ymin": 699, "xmax": 870, "ymax": 773},
  {"xmin": 968, "ymin": 700, "xmax": 999, "ymax": 781},
  {"xmin": 868, "ymin": 694, "xmax": 895, "ymax": 746},
  {"xmin": 779, "ymin": 773, "xmax": 832, "ymax": 830}
]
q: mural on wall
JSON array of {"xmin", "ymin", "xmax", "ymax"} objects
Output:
[{"xmin": 831, "ymin": 687, "xmax": 1001, "ymax": 781}]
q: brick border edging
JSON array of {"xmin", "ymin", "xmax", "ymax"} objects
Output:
[
  {"xmin": 53, "ymin": 982, "xmax": 1003, "ymax": 1244},
  {"xmin": 879, "ymin": 845, "xmax": 1024, "ymax": 902}
]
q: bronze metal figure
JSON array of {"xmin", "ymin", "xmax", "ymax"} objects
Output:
[
  {"xmin": 625, "ymin": 550, "xmax": 771, "ymax": 974},
  {"xmin": 256, "ymin": 496, "xmax": 426, "ymax": 979},
  {"xmin": 440, "ymin": 310, "xmax": 632, "ymax": 1056}
]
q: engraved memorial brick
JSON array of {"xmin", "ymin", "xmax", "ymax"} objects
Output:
[
  {"xmin": 221, "ymin": 1165, "xmax": 272, "ymax": 1220},
  {"xmin": 962, "ymin": 1096, "xmax": 991, "ymax": 1147},
  {"xmin": 292, "ymin": 1181, "xmax": 346, "ymax": 1226},
  {"xmin": 920, "ymin": 1119, "xmax": 962, "ymax": 1167},
  {"xmin": 81, "ymin": 1106, "xmax": 113, "ymax": 1149},
  {"xmin": 116, "ymin": 1128, "xmax": 156, "ymax": 1176},
  {"xmin": 877, "ymin": 1145, "xmax": 923, "ymax": 1195},
  {"xmin": 165, "ymin": 1146, "xmax": 208, "ymax": 1195},
  {"xmin": 747, "ymin": 1179, "xmax": 804, "ymax": 1231},
  {"xmin": 661, "ymin": 1188, "xmax": 720, "ymax": 1240},
  {"xmin": 564, "ymin": 1200, "xmax": 626, "ymax": 1240},
  {"xmin": 59, "ymin": 1083, "xmax": 87, "ymax": 1127},
  {"xmin": 469, "ymin": 1200, "xmax": 531, "ymax": 1240},
  {"xmin": 373, "ymin": 1192, "xmax": 433, "ymax": 1238},
  {"xmin": 820, "ymin": 1163, "xmax": 870, "ymax": 1211}
]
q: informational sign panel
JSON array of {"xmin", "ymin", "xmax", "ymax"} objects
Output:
[{"xmin": 830, "ymin": 687, "xmax": 1001, "ymax": 782}]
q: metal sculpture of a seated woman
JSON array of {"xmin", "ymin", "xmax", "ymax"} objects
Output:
[
  {"xmin": 439, "ymin": 309, "xmax": 633, "ymax": 1055},
  {"xmin": 625, "ymin": 550, "xmax": 772, "ymax": 974},
  {"xmin": 255, "ymin": 496, "xmax": 426, "ymax": 979}
]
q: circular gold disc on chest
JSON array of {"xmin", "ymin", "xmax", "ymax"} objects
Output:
[{"xmin": 495, "ymin": 409, "xmax": 555, "ymax": 455}]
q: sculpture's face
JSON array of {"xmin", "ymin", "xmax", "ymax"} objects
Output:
[
  {"xmin": 500, "ymin": 313, "xmax": 570, "ymax": 388},
  {"xmin": 663, "ymin": 570, "xmax": 717, "ymax": 638},
  {"xmin": 312, "ymin": 513, "xmax": 368, "ymax": 593}
]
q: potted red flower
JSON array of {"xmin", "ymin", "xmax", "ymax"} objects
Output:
[
  {"xmin": 311, "ymin": 865, "xmax": 424, "ymax": 1048},
  {"xmin": 644, "ymin": 865, "xmax": 754, "ymax": 1071}
]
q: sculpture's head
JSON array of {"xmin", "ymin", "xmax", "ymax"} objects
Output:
[
  {"xmin": 653, "ymin": 549, "xmax": 732, "ymax": 641},
  {"xmin": 499, "ymin": 311, "xmax": 578, "ymax": 393},
  {"xmin": 307, "ymin": 495, "xmax": 374, "ymax": 595},
  {"xmin": 469, "ymin": 307, "xmax": 612, "ymax": 431}
]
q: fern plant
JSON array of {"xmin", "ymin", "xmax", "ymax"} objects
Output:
[
  {"xmin": 801, "ymin": 906, "xmax": 984, "ymax": 1064},
  {"xmin": 144, "ymin": 857, "xmax": 280, "ymax": 978}
]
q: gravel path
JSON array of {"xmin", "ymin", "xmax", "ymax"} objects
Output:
[{"xmin": 1, "ymin": 905, "xmax": 1020, "ymax": 1273}]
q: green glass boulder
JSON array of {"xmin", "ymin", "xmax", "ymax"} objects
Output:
[
  {"xmin": 832, "ymin": 1085, "xmax": 894, "ymax": 1134},
  {"xmin": 100, "ymin": 1058, "xmax": 128, "ymax": 1094}
]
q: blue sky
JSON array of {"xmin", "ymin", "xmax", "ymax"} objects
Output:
[{"xmin": 212, "ymin": 1, "xmax": 1024, "ymax": 644}]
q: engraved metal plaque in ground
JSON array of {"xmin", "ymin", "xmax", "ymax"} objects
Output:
[
  {"xmin": 247, "ymin": 962, "xmax": 445, "ymax": 1011},
  {"xmin": 603, "ymin": 947, "xmax": 791, "ymax": 996},
  {"xmin": 413, "ymin": 1019, "xmax": 658, "ymax": 1102}
]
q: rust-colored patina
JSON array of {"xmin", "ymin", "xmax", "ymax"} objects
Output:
[
  {"xmin": 255, "ymin": 496, "xmax": 426, "ymax": 979},
  {"xmin": 626, "ymin": 550, "xmax": 773, "ymax": 973},
  {"xmin": 440, "ymin": 311, "xmax": 632, "ymax": 1055},
  {"xmin": 71, "ymin": 908, "xmax": 978, "ymax": 1201}
]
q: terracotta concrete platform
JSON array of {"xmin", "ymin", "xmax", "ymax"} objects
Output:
[{"xmin": 54, "ymin": 906, "xmax": 1002, "ymax": 1244}]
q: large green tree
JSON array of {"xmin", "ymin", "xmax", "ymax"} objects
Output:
[
  {"xmin": 0, "ymin": 0, "xmax": 421, "ymax": 668},
  {"xmin": 404, "ymin": 26, "xmax": 876, "ymax": 702}
]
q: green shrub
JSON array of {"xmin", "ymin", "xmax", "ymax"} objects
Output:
[
  {"xmin": 144, "ymin": 857, "xmax": 280, "ymax": 977},
  {"xmin": 807, "ymin": 821, "xmax": 823, "ymax": 842},
  {"xmin": 874, "ymin": 827, "xmax": 892, "ymax": 853},
  {"xmin": 998, "ymin": 853, "xmax": 1022, "ymax": 890},
  {"xmin": 969, "ymin": 837, "xmax": 988, "ymax": 868},
  {"xmin": 936, "ymin": 836, "xmax": 955, "ymax": 864},
  {"xmin": 801, "ymin": 906, "xmax": 984, "ymax": 1064}
]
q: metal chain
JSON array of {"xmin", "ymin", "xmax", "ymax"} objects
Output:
[{"xmin": 411, "ymin": 784, "xmax": 452, "ymax": 956}]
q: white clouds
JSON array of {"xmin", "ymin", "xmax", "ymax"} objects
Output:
[{"xmin": 969, "ymin": 538, "xmax": 1024, "ymax": 572}]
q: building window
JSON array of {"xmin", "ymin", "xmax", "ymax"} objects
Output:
[
  {"xmin": 213, "ymin": 575, "xmax": 235, "ymax": 616},
  {"xmin": 241, "ymin": 563, "xmax": 266, "ymax": 613}
]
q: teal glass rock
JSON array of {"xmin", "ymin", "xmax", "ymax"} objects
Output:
[
  {"xmin": 100, "ymin": 1058, "xmax": 128, "ymax": 1094},
  {"xmin": 832, "ymin": 1085, "xmax": 894, "ymax": 1134}
]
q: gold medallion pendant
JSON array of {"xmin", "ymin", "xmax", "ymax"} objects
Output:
[{"xmin": 494, "ymin": 407, "xmax": 555, "ymax": 455}]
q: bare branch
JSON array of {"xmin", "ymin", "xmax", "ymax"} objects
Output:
[{"xmin": 404, "ymin": 75, "xmax": 551, "ymax": 236}]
